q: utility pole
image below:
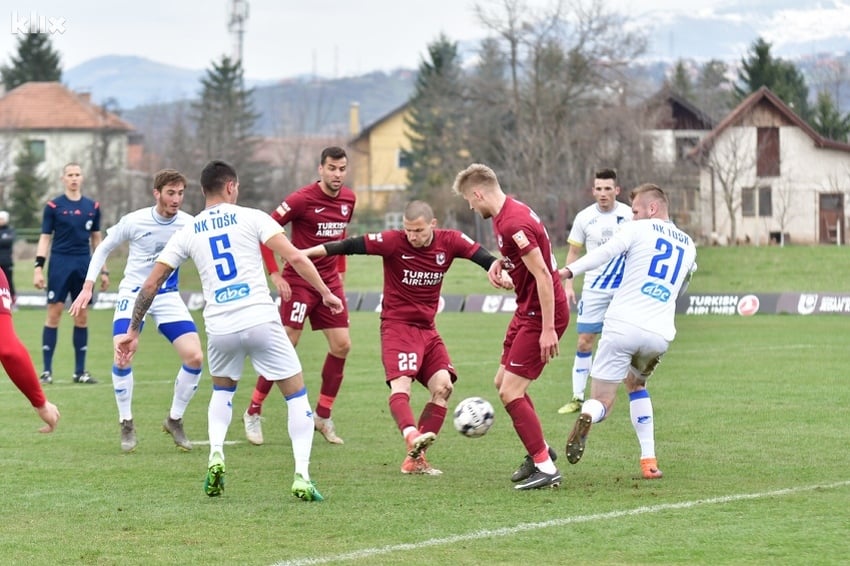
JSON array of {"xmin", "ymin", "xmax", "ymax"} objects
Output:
[{"xmin": 228, "ymin": 0, "xmax": 249, "ymax": 63}]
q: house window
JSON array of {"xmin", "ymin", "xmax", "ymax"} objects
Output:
[
  {"xmin": 675, "ymin": 136, "xmax": 700, "ymax": 162},
  {"xmin": 384, "ymin": 211, "xmax": 403, "ymax": 229},
  {"xmin": 742, "ymin": 186, "xmax": 772, "ymax": 218},
  {"xmin": 28, "ymin": 139, "xmax": 46, "ymax": 162},
  {"xmin": 397, "ymin": 149, "xmax": 412, "ymax": 169},
  {"xmin": 758, "ymin": 185, "xmax": 772, "ymax": 217},
  {"xmin": 742, "ymin": 187, "xmax": 755, "ymax": 217},
  {"xmin": 756, "ymin": 127, "xmax": 779, "ymax": 177}
]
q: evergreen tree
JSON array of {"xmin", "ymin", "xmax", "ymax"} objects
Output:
[
  {"xmin": 191, "ymin": 56, "xmax": 262, "ymax": 207},
  {"xmin": 695, "ymin": 59, "xmax": 735, "ymax": 120},
  {"xmin": 735, "ymin": 37, "xmax": 810, "ymax": 119},
  {"xmin": 812, "ymin": 91, "xmax": 850, "ymax": 142},
  {"xmin": 1, "ymin": 33, "xmax": 62, "ymax": 90},
  {"xmin": 669, "ymin": 60, "xmax": 694, "ymax": 101},
  {"xmin": 9, "ymin": 140, "xmax": 49, "ymax": 228},
  {"xmin": 401, "ymin": 34, "xmax": 469, "ymax": 224}
]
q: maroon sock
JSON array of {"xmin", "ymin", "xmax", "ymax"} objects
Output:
[
  {"xmin": 247, "ymin": 375, "xmax": 274, "ymax": 415},
  {"xmin": 418, "ymin": 402, "xmax": 447, "ymax": 436},
  {"xmin": 388, "ymin": 392, "xmax": 416, "ymax": 433},
  {"xmin": 505, "ymin": 396, "xmax": 546, "ymax": 458},
  {"xmin": 315, "ymin": 353, "xmax": 346, "ymax": 419}
]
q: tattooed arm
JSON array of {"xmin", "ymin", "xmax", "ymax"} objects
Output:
[
  {"xmin": 116, "ymin": 262, "xmax": 175, "ymax": 363},
  {"xmin": 128, "ymin": 263, "xmax": 174, "ymax": 332}
]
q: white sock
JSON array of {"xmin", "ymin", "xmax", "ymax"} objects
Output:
[
  {"xmin": 402, "ymin": 426, "xmax": 417, "ymax": 440},
  {"xmin": 629, "ymin": 390, "xmax": 656, "ymax": 459},
  {"xmin": 572, "ymin": 351, "xmax": 592, "ymax": 399},
  {"xmin": 208, "ymin": 387, "xmax": 235, "ymax": 458},
  {"xmin": 112, "ymin": 366, "xmax": 133, "ymax": 422},
  {"xmin": 286, "ymin": 386, "xmax": 313, "ymax": 480},
  {"xmin": 170, "ymin": 364, "xmax": 202, "ymax": 420},
  {"xmin": 581, "ymin": 398, "xmax": 607, "ymax": 423},
  {"xmin": 536, "ymin": 445, "xmax": 557, "ymax": 474}
]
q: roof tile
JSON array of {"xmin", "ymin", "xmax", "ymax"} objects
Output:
[{"xmin": 0, "ymin": 81, "xmax": 133, "ymax": 131}]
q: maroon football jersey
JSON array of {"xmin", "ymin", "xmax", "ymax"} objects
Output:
[
  {"xmin": 364, "ymin": 229, "xmax": 480, "ymax": 328},
  {"xmin": 492, "ymin": 197, "xmax": 566, "ymax": 316},
  {"xmin": 272, "ymin": 181, "xmax": 356, "ymax": 283}
]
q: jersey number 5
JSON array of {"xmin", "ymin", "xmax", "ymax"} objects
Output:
[{"xmin": 209, "ymin": 234, "xmax": 237, "ymax": 281}]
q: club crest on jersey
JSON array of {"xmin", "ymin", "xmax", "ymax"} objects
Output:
[
  {"xmin": 435, "ymin": 252, "xmax": 446, "ymax": 265},
  {"xmin": 341, "ymin": 204, "xmax": 349, "ymax": 216},
  {"xmin": 512, "ymin": 230, "xmax": 530, "ymax": 249}
]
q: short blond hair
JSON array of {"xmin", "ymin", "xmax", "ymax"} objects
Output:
[
  {"xmin": 630, "ymin": 183, "xmax": 668, "ymax": 206},
  {"xmin": 452, "ymin": 163, "xmax": 499, "ymax": 196}
]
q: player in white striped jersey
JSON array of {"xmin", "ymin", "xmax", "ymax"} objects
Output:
[
  {"xmin": 560, "ymin": 183, "xmax": 697, "ymax": 480},
  {"xmin": 115, "ymin": 160, "xmax": 343, "ymax": 501},
  {"xmin": 558, "ymin": 169, "xmax": 632, "ymax": 414},
  {"xmin": 70, "ymin": 169, "xmax": 202, "ymax": 453}
]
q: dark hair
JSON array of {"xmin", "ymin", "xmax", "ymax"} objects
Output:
[
  {"xmin": 200, "ymin": 160, "xmax": 237, "ymax": 195},
  {"xmin": 320, "ymin": 146, "xmax": 347, "ymax": 165},
  {"xmin": 595, "ymin": 168, "xmax": 617, "ymax": 181},
  {"xmin": 153, "ymin": 169, "xmax": 188, "ymax": 192}
]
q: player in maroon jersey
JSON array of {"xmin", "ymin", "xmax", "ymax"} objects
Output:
[
  {"xmin": 452, "ymin": 163, "xmax": 569, "ymax": 490},
  {"xmin": 0, "ymin": 269, "xmax": 61, "ymax": 432},
  {"xmin": 304, "ymin": 200, "xmax": 509, "ymax": 475},
  {"xmin": 242, "ymin": 147, "xmax": 356, "ymax": 446}
]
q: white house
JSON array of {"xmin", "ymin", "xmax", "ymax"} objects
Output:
[
  {"xmin": 691, "ymin": 86, "xmax": 850, "ymax": 245},
  {"xmin": 0, "ymin": 81, "xmax": 135, "ymax": 212}
]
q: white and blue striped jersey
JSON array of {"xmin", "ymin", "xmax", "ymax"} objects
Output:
[
  {"xmin": 567, "ymin": 201, "xmax": 632, "ymax": 292},
  {"xmin": 156, "ymin": 203, "xmax": 283, "ymax": 335},
  {"xmin": 568, "ymin": 219, "xmax": 697, "ymax": 341},
  {"xmin": 86, "ymin": 207, "xmax": 191, "ymax": 293}
]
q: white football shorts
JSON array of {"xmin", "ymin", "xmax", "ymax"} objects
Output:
[
  {"xmin": 206, "ymin": 320, "xmax": 301, "ymax": 380},
  {"xmin": 590, "ymin": 320, "xmax": 669, "ymax": 383}
]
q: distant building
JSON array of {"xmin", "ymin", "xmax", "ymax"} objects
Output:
[
  {"xmin": 643, "ymin": 87, "xmax": 715, "ymax": 234},
  {"xmin": 348, "ymin": 101, "xmax": 411, "ymax": 219},
  {"xmin": 691, "ymin": 86, "xmax": 850, "ymax": 245},
  {"xmin": 0, "ymin": 81, "xmax": 137, "ymax": 219}
]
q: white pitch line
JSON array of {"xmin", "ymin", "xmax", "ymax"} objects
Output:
[{"xmin": 273, "ymin": 480, "xmax": 850, "ymax": 566}]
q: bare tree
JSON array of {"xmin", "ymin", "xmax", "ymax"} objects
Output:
[
  {"xmin": 470, "ymin": 0, "xmax": 647, "ymax": 239},
  {"xmin": 769, "ymin": 178, "xmax": 796, "ymax": 246},
  {"xmin": 699, "ymin": 127, "xmax": 756, "ymax": 243}
]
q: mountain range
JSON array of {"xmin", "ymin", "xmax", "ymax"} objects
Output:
[{"xmin": 62, "ymin": 32, "xmax": 848, "ymax": 140}]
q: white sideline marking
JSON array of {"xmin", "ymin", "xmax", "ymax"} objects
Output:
[{"xmin": 273, "ymin": 480, "xmax": 850, "ymax": 566}]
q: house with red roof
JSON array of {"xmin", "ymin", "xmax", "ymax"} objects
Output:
[
  {"xmin": 690, "ymin": 86, "xmax": 850, "ymax": 245},
  {"xmin": 0, "ymin": 81, "xmax": 137, "ymax": 213}
]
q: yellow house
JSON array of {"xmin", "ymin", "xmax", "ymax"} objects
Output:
[{"xmin": 348, "ymin": 102, "xmax": 411, "ymax": 213}]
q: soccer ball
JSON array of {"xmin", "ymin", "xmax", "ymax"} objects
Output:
[{"xmin": 453, "ymin": 396, "xmax": 495, "ymax": 438}]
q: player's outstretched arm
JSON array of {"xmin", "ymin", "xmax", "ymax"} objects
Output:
[
  {"xmin": 267, "ymin": 233, "xmax": 343, "ymax": 314},
  {"xmin": 68, "ymin": 280, "xmax": 95, "ymax": 316},
  {"xmin": 35, "ymin": 401, "xmax": 60, "ymax": 433},
  {"xmin": 115, "ymin": 262, "xmax": 173, "ymax": 364}
]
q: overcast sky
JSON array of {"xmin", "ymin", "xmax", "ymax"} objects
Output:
[{"xmin": 1, "ymin": 1, "xmax": 848, "ymax": 80}]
